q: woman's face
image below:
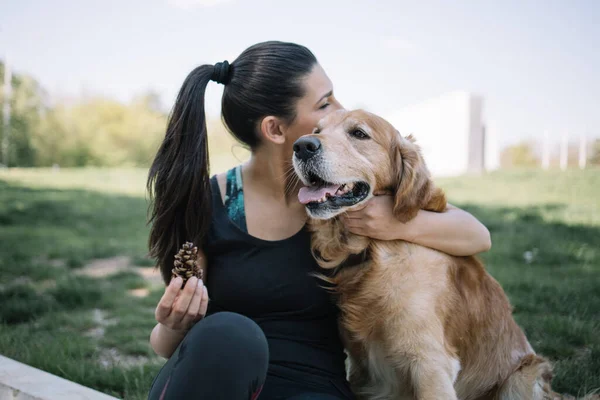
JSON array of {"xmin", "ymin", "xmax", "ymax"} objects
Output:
[{"xmin": 282, "ymin": 63, "xmax": 343, "ymax": 148}]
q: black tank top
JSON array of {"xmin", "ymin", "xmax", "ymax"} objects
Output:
[{"xmin": 205, "ymin": 176, "xmax": 353, "ymax": 398}]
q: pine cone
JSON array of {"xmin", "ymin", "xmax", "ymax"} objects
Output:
[{"xmin": 171, "ymin": 242, "xmax": 203, "ymax": 285}]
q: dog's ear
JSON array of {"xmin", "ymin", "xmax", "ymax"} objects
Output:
[{"xmin": 391, "ymin": 133, "xmax": 447, "ymax": 222}]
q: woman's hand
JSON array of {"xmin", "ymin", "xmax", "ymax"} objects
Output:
[
  {"xmin": 155, "ymin": 276, "xmax": 209, "ymax": 333},
  {"xmin": 340, "ymin": 195, "xmax": 407, "ymax": 241}
]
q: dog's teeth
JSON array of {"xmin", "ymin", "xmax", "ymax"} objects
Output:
[{"xmin": 347, "ymin": 182, "xmax": 354, "ymax": 190}]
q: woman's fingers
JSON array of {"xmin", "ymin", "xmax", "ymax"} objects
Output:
[
  {"xmin": 195, "ymin": 286, "xmax": 210, "ymax": 323},
  {"xmin": 171, "ymin": 277, "xmax": 198, "ymax": 322},
  {"xmin": 182, "ymin": 279, "xmax": 204, "ymax": 326},
  {"xmin": 155, "ymin": 277, "xmax": 183, "ymax": 323}
]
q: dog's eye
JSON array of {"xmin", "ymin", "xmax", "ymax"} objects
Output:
[
  {"xmin": 313, "ymin": 128, "xmax": 321, "ymax": 134},
  {"xmin": 350, "ymin": 129, "xmax": 370, "ymax": 140}
]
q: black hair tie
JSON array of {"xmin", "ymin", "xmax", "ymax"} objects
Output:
[{"xmin": 211, "ymin": 61, "xmax": 230, "ymax": 85}]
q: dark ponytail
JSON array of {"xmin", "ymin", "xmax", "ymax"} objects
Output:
[
  {"xmin": 148, "ymin": 41, "xmax": 317, "ymax": 284},
  {"xmin": 147, "ymin": 65, "xmax": 214, "ymax": 284}
]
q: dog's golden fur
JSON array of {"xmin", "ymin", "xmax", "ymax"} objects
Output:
[{"xmin": 298, "ymin": 110, "xmax": 560, "ymax": 400}]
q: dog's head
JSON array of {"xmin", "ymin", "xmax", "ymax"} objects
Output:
[{"xmin": 293, "ymin": 109, "xmax": 445, "ymax": 221}]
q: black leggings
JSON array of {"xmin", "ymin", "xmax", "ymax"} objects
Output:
[{"xmin": 148, "ymin": 312, "xmax": 346, "ymax": 400}]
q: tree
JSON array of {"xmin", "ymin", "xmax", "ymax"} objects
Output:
[
  {"xmin": 500, "ymin": 142, "xmax": 539, "ymax": 168},
  {"xmin": 0, "ymin": 61, "xmax": 48, "ymax": 167},
  {"xmin": 38, "ymin": 96, "xmax": 168, "ymax": 167}
]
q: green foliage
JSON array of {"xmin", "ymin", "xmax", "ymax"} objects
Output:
[
  {"xmin": 1, "ymin": 61, "xmax": 250, "ymax": 169},
  {"xmin": 32, "ymin": 96, "xmax": 168, "ymax": 167},
  {"xmin": 1, "ymin": 62, "xmax": 167, "ymax": 167},
  {"xmin": 500, "ymin": 141, "xmax": 540, "ymax": 168}
]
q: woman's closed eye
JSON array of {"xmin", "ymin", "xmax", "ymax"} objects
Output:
[{"xmin": 319, "ymin": 102, "xmax": 330, "ymax": 110}]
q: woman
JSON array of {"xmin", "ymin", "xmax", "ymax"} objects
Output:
[{"xmin": 147, "ymin": 41, "xmax": 491, "ymax": 400}]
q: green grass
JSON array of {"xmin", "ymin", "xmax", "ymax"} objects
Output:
[
  {"xmin": 438, "ymin": 169, "xmax": 600, "ymax": 396},
  {"xmin": 0, "ymin": 170, "xmax": 162, "ymax": 400},
  {"xmin": 0, "ymin": 167, "xmax": 599, "ymax": 398}
]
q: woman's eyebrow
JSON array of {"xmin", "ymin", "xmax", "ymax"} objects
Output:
[{"xmin": 315, "ymin": 90, "xmax": 333, "ymax": 105}]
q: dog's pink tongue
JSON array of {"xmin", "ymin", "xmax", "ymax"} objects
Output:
[{"xmin": 298, "ymin": 185, "xmax": 339, "ymax": 205}]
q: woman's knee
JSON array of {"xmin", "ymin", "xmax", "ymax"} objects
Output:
[
  {"xmin": 200, "ymin": 311, "xmax": 265, "ymax": 337},
  {"xmin": 149, "ymin": 312, "xmax": 268, "ymax": 399},
  {"xmin": 189, "ymin": 311, "xmax": 267, "ymax": 348},
  {"xmin": 182, "ymin": 311, "xmax": 269, "ymax": 371}
]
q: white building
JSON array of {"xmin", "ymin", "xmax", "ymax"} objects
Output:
[{"xmin": 386, "ymin": 91, "xmax": 499, "ymax": 177}]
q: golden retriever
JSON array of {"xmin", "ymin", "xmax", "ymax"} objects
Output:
[{"xmin": 291, "ymin": 109, "xmax": 560, "ymax": 400}]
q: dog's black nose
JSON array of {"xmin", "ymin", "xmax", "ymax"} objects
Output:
[{"xmin": 293, "ymin": 136, "xmax": 322, "ymax": 161}]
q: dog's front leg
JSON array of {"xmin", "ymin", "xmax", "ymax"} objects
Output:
[
  {"xmin": 389, "ymin": 341, "xmax": 459, "ymax": 400},
  {"xmin": 406, "ymin": 354, "xmax": 459, "ymax": 400}
]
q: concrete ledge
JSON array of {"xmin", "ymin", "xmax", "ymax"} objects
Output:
[{"xmin": 0, "ymin": 355, "xmax": 119, "ymax": 400}]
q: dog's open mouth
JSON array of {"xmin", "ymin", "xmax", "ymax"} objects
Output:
[{"xmin": 298, "ymin": 171, "xmax": 370, "ymax": 210}]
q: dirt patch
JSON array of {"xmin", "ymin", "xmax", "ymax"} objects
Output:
[
  {"xmin": 128, "ymin": 288, "xmax": 150, "ymax": 298},
  {"xmin": 0, "ymin": 276, "xmax": 32, "ymax": 291},
  {"xmin": 84, "ymin": 308, "xmax": 118, "ymax": 340},
  {"xmin": 76, "ymin": 256, "xmax": 132, "ymax": 278},
  {"xmin": 76, "ymin": 256, "xmax": 164, "ymax": 288},
  {"xmin": 97, "ymin": 347, "xmax": 156, "ymax": 369},
  {"xmin": 73, "ymin": 258, "xmax": 167, "ymax": 368},
  {"xmin": 38, "ymin": 279, "xmax": 57, "ymax": 290},
  {"xmin": 83, "ymin": 308, "xmax": 155, "ymax": 368}
]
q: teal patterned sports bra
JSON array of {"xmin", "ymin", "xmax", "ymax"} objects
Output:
[{"xmin": 224, "ymin": 165, "xmax": 247, "ymax": 233}]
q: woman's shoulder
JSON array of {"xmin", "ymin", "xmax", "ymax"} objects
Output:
[
  {"xmin": 212, "ymin": 164, "xmax": 240, "ymax": 183},
  {"xmin": 212, "ymin": 164, "xmax": 243, "ymax": 204},
  {"xmin": 211, "ymin": 172, "xmax": 226, "ymax": 204},
  {"xmin": 212, "ymin": 171, "xmax": 226, "ymax": 187}
]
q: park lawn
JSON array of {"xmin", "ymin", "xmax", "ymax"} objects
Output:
[{"xmin": 0, "ymin": 167, "xmax": 598, "ymax": 399}]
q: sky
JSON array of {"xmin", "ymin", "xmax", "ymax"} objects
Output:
[{"xmin": 1, "ymin": 0, "xmax": 599, "ymax": 147}]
